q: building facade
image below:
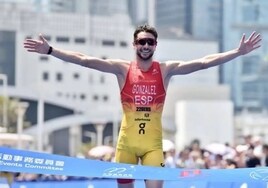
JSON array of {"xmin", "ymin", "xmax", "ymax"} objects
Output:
[{"xmin": 222, "ymin": 0, "xmax": 268, "ymax": 111}]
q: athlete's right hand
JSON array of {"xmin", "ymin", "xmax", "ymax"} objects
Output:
[{"xmin": 24, "ymin": 34, "xmax": 51, "ymax": 54}]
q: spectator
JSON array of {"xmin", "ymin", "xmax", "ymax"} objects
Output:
[
  {"xmin": 225, "ymin": 159, "xmax": 238, "ymax": 169},
  {"xmin": 261, "ymin": 144, "xmax": 268, "ymax": 166},
  {"xmin": 245, "ymin": 146, "xmax": 261, "ymax": 168},
  {"xmin": 164, "ymin": 149, "xmax": 177, "ymax": 168}
]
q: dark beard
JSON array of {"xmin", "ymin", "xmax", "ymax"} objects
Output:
[{"xmin": 136, "ymin": 51, "xmax": 154, "ymax": 61}]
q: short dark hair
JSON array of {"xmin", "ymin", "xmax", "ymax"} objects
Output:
[{"xmin": 133, "ymin": 24, "xmax": 158, "ymax": 41}]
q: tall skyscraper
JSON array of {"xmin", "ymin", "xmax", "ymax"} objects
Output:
[
  {"xmin": 127, "ymin": 0, "xmax": 222, "ymax": 40},
  {"xmin": 154, "ymin": 0, "xmax": 185, "ymax": 38},
  {"xmin": 222, "ymin": 0, "xmax": 268, "ymax": 111},
  {"xmin": 127, "ymin": 0, "xmax": 147, "ymax": 25},
  {"xmin": 190, "ymin": 0, "xmax": 223, "ymax": 40}
]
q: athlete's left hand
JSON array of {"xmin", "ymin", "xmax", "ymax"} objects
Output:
[{"xmin": 238, "ymin": 31, "xmax": 261, "ymax": 55}]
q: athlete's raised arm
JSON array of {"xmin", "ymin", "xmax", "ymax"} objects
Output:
[
  {"xmin": 163, "ymin": 31, "xmax": 261, "ymax": 77},
  {"xmin": 23, "ymin": 34, "xmax": 129, "ymax": 75}
]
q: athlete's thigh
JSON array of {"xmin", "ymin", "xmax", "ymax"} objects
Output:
[
  {"xmin": 115, "ymin": 149, "xmax": 138, "ymax": 164},
  {"xmin": 141, "ymin": 149, "xmax": 165, "ymax": 167},
  {"xmin": 142, "ymin": 150, "xmax": 164, "ymax": 188}
]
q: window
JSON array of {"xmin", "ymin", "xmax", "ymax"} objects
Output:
[
  {"xmin": 56, "ymin": 72, "xmax": 63, "ymax": 81},
  {"xmin": 120, "ymin": 41, "xmax": 128, "ymax": 47},
  {"xmin": 242, "ymin": 82, "xmax": 259, "ymax": 100},
  {"xmin": 103, "ymin": 95, "xmax": 109, "ymax": 101},
  {"xmin": 25, "ymin": 35, "xmax": 32, "ymax": 40},
  {"xmin": 43, "ymin": 35, "xmax": 51, "ymax": 41},
  {"xmin": 74, "ymin": 73, "xmax": 80, "ymax": 79},
  {"xmin": 100, "ymin": 75, "xmax": 105, "ymax": 83},
  {"xmin": 102, "ymin": 40, "xmax": 115, "ymax": 46},
  {"xmin": 80, "ymin": 94, "xmax": 86, "ymax": 100},
  {"xmin": 75, "ymin": 37, "xmax": 86, "ymax": 44},
  {"xmin": 56, "ymin": 36, "xmax": 70, "ymax": 43},
  {"xmin": 242, "ymin": 56, "xmax": 259, "ymax": 75},
  {"xmin": 40, "ymin": 56, "xmax": 49, "ymax": 61},
  {"xmin": 93, "ymin": 95, "xmax": 99, "ymax": 101},
  {"xmin": 42, "ymin": 72, "xmax": 49, "ymax": 81}
]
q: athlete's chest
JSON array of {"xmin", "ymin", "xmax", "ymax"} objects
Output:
[
  {"xmin": 128, "ymin": 63, "xmax": 162, "ymax": 86},
  {"xmin": 121, "ymin": 62, "xmax": 166, "ymax": 107}
]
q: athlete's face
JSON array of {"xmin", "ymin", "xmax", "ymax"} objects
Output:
[{"xmin": 133, "ymin": 32, "xmax": 157, "ymax": 61}]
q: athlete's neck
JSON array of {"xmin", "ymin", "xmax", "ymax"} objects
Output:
[{"xmin": 136, "ymin": 59, "xmax": 153, "ymax": 72}]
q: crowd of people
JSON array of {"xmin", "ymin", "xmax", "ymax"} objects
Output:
[{"xmin": 164, "ymin": 135, "xmax": 268, "ymax": 169}]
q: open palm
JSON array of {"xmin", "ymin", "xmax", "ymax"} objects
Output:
[
  {"xmin": 238, "ymin": 31, "xmax": 261, "ymax": 55},
  {"xmin": 23, "ymin": 34, "xmax": 50, "ymax": 54}
]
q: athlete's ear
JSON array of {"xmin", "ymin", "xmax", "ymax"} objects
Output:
[{"xmin": 132, "ymin": 41, "xmax": 137, "ymax": 49}]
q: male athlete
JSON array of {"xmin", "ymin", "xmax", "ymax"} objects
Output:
[{"xmin": 24, "ymin": 24, "xmax": 261, "ymax": 188}]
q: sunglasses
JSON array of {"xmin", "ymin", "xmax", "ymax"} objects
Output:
[{"xmin": 135, "ymin": 38, "xmax": 157, "ymax": 46}]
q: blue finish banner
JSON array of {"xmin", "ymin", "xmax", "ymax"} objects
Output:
[
  {"xmin": 11, "ymin": 180, "xmax": 267, "ymax": 188},
  {"xmin": 1, "ymin": 147, "xmax": 268, "ymax": 183}
]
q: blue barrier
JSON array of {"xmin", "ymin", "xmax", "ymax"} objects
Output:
[
  {"xmin": 2, "ymin": 147, "xmax": 268, "ymax": 187},
  {"xmin": 11, "ymin": 180, "xmax": 116, "ymax": 188},
  {"xmin": 10, "ymin": 179, "xmax": 268, "ymax": 188},
  {"xmin": 2, "ymin": 147, "xmax": 268, "ymax": 183}
]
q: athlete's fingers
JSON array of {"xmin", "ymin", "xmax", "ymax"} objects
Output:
[{"xmin": 24, "ymin": 39, "xmax": 39, "ymax": 44}]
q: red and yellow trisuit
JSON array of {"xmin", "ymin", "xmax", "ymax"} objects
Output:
[{"xmin": 116, "ymin": 61, "xmax": 166, "ymax": 167}]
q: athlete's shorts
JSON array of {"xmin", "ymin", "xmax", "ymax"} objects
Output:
[
  {"xmin": 115, "ymin": 148, "xmax": 164, "ymax": 166},
  {"xmin": 115, "ymin": 148, "xmax": 165, "ymax": 184}
]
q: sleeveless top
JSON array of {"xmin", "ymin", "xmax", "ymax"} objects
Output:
[{"xmin": 117, "ymin": 61, "xmax": 166, "ymax": 155}]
